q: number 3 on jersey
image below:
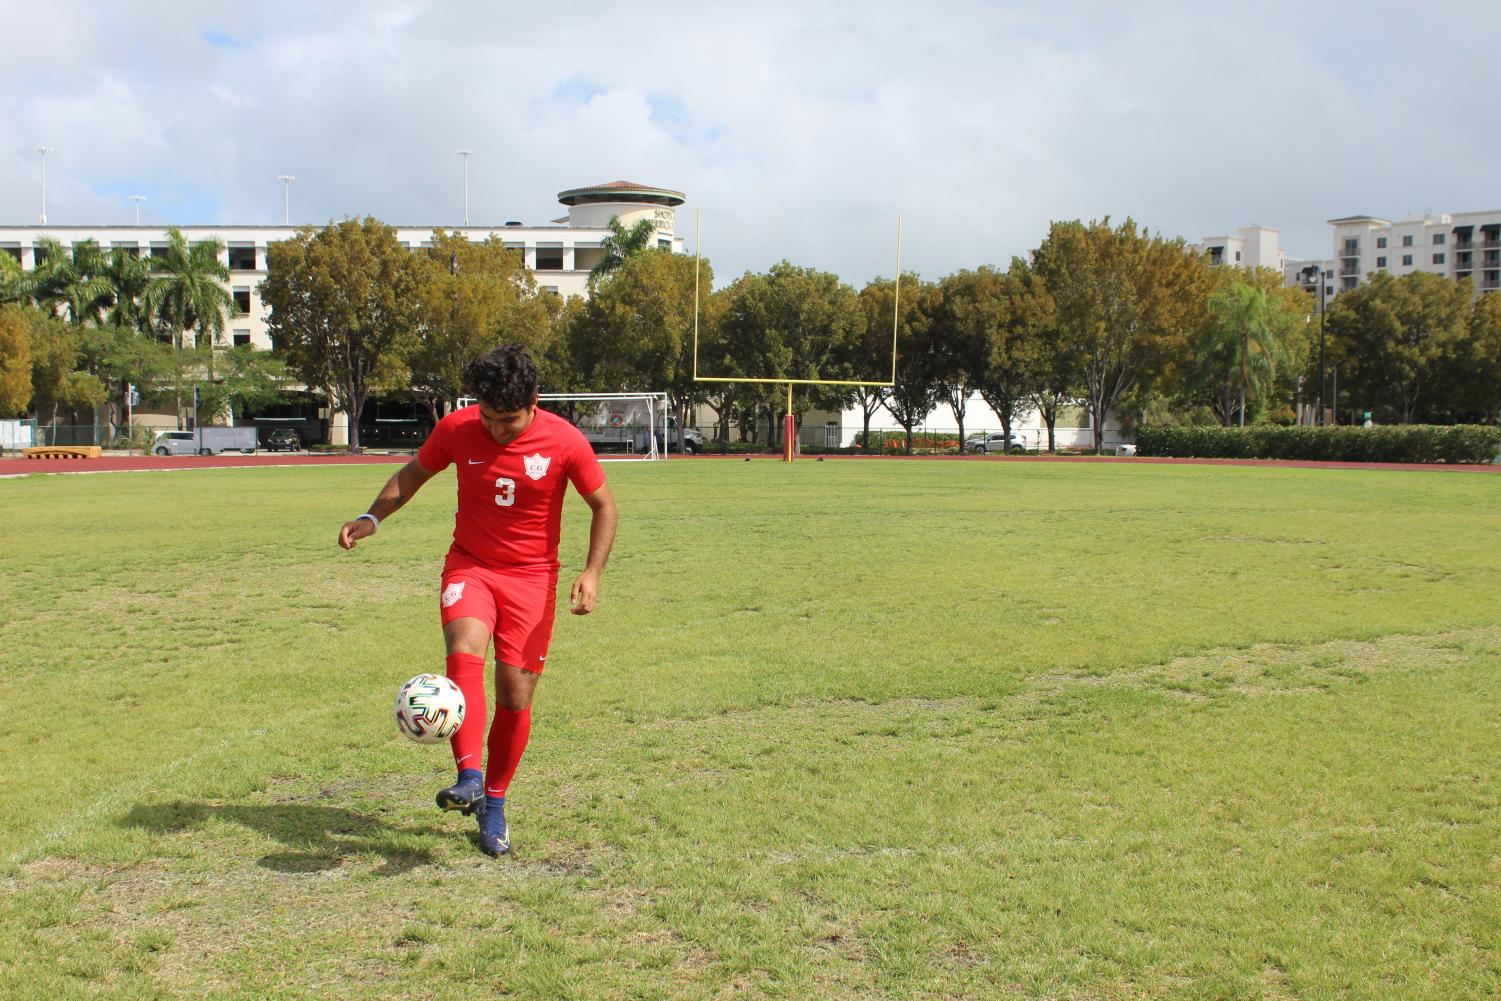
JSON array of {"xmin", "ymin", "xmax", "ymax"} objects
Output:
[{"xmin": 495, "ymin": 476, "xmax": 516, "ymax": 506}]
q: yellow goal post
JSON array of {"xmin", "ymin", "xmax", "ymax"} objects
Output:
[{"xmin": 690, "ymin": 209, "xmax": 903, "ymax": 460}]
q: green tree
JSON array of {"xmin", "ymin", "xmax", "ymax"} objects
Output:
[
  {"xmin": 590, "ymin": 215, "xmax": 658, "ymax": 285},
  {"xmin": 931, "ymin": 268, "xmax": 995, "ymax": 450},
  {"xmin": 1032, "ymin": 218, "xmax": 1206, "ymax": 452},
  {"xmin": 190, "ymin": 344, "xmax": 292, "ymax": 421},
  {"xmin": 0, "ymin": 305, "xmax": 34, "ymax": 416},
  {"xmin": 29, "ymin": 237, "xmax": 116, "ymax": 325},
  {"xmin": 0, "ymin": 252, "xmax": 25, "ymax": 306},
  {"xmin": 23, "ymin": 308, "xmax": 106, "ymax": 425},
  {"xmin": 145, "ymin": 228, "xmax": 236, "ymax": 359},
  {"xmin": 572, "ymin": 249, "xmax": 717, "ymax": 440},
  {"xmin": 862, "ymin": 274, "xmax": 942, "ymax": 454},
  {"xmin": 1197, "ymin": 270, "xmax": 1302, "ymax": 427},
  {"xmin": 1462, "ymin": 291, "xmax": 1501, "ymax": 423},
  {"xmin": 409, "ymin": 231, "xmax": 554, "ymax": 421},
  {"xmin": 1327, "ymin": 271, "xmax": 1472, "ymax": 424},
  {"xmin": 261, "ymin": 218, "xmax": 422, "ymax": 451},
  {"xmin": 715, "ymin": 262, "xmax": 863, "ymax": 446}
]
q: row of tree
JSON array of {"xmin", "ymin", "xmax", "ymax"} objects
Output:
[
  {"xmin": 0, "ymin": 230, "xmax": 286, "ymax": 431},
  {"xmin": 3, "ymin": 216, "xmax": 1499, "ymax": 453}
]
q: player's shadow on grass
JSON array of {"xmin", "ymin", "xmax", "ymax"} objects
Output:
[{"xmin": 119, "ymin": 800, "xmax": 441, "ymax": 876}]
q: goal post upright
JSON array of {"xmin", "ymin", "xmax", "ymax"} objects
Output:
[{"xmin": 692, "ymin": 210, "xmax": 903, "ymax": 461}]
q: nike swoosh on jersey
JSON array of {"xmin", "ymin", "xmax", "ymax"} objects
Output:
[{"xmin": 467, "ymin": 458, "xmax": 486, "ymax": 464}]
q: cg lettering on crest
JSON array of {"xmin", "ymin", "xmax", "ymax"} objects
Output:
[{"xmin": 523, "ymin": 453, "xmax": 551, "ymax": 480}]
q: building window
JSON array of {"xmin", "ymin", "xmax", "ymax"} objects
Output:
[
  {"xmin": 0, "ymin": 246, "xmax": 20, "ymax": 263},
  {"xmin": 541, "ymin": 285, "xmax": 559, "ymax": 295},
  {"xmin": 1433, "ymin": 233, "xmax": 1446, "ymax": 245},
  {"xmin": 228, "ymin": 246, "xmax": 257, "ymax": 270},
  {"xmin": 1433, "ymin": 253, "xmax": 1446, "ymax": 265},
  {"xmin": 32, "ymin": 244, "xmax": 53, "ymax": 266},
  {"xmin": 112, "ymin": 243, "xmax": 140, "ymax": 258},
  {"xmin": 1376, "ymin": 237, "xmax": 1387, "ymax": 249},
  {"xmin": 232, "ymin": 288, "xmax": 251, "ymax": 314},
  {"xmin": 1402, "ymin": 254, "xmax": 1413, "ymax": 266},
  {"xmin": 1376, "ymin": 257, "xmax": 1386, "ymax": 268},
  {"xmin": 1234, "ymin": 250, "xmax": 1242, "ymax": 262},
  {"xmin": 1401, "ymin": 235, "xmax": 1414, "ymax": 247},
  {"xmin": 1342, "ymin": 239, "xmax": 1359, "ymax": 256},
  {"xmin": 150, "ymin": 244, "xmax": 168, "ymax": 259},
  {"xmin": 658, "ymin": 238, "xmax": 671, "ymax": 250},
  {"xmin": 535, "ymin": 247, "xmax": 564, "ymax": 270},
  {"xmin": 1341, "ymin": 276, "xmax": 1357, "ymax": 291},
  {"xmin": 232, "ymin": 331, "xmax": 251, "ymax": 347}
]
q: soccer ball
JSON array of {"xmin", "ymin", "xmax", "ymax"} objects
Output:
[{"xmin": 394, "ymin": 673, "xmax": 466, "ymax": 744}]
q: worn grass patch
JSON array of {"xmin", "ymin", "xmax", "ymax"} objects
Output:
[{"xmin": 1, "ymin": 460, "xmax": 1498, "ymax": 999}]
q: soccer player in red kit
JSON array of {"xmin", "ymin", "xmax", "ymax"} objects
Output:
[{"xmin": 337, "ymin": 345, "xmax": 617, "ymax": 857}]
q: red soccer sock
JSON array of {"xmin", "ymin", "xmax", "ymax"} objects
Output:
[
  {"xmin": 485, "ymin": 705, "xmax": 532, "ymax": 797},
  {"xmin": 445, "ymin": 652, "xmax": 487, "ymax": 775}
]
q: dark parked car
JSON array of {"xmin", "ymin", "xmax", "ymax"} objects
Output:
[{"xmin": 264, "ymin": 427, "xmax": 302, "ymax": 452}]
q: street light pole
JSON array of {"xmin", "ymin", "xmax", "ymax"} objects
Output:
[
  {"xmin": 36, "ymin": 146, "xmax": 52, "ymax": 224},
  {"xmin": 277, "ymin": 175, "xmax": 295, "ymax": 226},
  {"xmin": 456, "ymin": 150, "xmax": 475, "ymax": 225},
  {"xmin": 1317, "ymin": 268, "xmax": 1327, "ymax": 426},
  {"xmin": 130, "ymin": 194, "xmax": 145, "ymax": 225}
]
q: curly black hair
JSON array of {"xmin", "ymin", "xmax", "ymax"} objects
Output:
[{"xmin": 462, "ymin": 345, "xmax": 539, "ymax": 411}]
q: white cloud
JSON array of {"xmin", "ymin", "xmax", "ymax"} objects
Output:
[{"xmin": 2, "ymin": 0, "xmax": 1498, "ymax": 283}]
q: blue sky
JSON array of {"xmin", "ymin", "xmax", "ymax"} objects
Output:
[{"xmin": 3, "ymin": 1, "xmax": 1499, "ymax": 285}]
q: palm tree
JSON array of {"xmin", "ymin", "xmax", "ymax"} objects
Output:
[
  {"xmin": 1201, "ymin": 282, "xmax": 1292, "ymax": 427},
  {"xmin": 104, "ymin": 248, "xmax": 153, "ymax": 331},
  {"xmin": 30, "ymin": 238, "xmax": 116, "ymax": 325},
  {"xmin": 590, "ymin": 215, "xmax": 657, "ymax": 285},
  {"xmin": 145, "ymin": 227, "xmax": 236, "ymax": 371},
  {"xmin": 143, "ymin": 228, "xmax": 236, "ymax": 427}
]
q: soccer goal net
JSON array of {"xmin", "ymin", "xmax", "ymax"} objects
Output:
[{"xmin": 539, "ymin": 392, "xmax": 670, "ymax": 462}]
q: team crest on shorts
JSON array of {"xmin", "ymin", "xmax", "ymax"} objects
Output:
[
  {"xmin": 523, "ymin": 453, "xmax": 551, "ymax": 480},
  {"xmin": 441, "ymin": 581, "xmax": 466, "ymax": 608}
]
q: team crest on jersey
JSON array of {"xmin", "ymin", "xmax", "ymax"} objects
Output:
[
  {"xmin": 441, "ymin": 581, "xmax": 466, "ymax": 608},
  {"xmin": 523, "ymin": 453, "xmax": 551, "ymax": 480}
]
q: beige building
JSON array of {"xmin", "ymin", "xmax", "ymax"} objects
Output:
[
  {"xmin": 0, "ymin": 180, "xmax": 686, "ymax": 354},
  {"xmin": 0, "ymin": 181, "xmax": 686, "ymax": 443}
]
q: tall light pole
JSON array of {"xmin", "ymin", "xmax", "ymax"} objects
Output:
[
  {"xmin": 1302, "ymin": 265, "xmax": 1328, "ymax": 425},
  {"xmin": 130, "ymin": 194, "xmax": 145, "ymax": 225},
  {"xmin": 277, "ymin": 175, "xmax": 295, "ymax": 226},
  {"xmin": 36, "ymin": 146, "xmax": 52, "ymax": 224},
  {"xmin": 456, "ymin": 150, "xmax": 475, "ymax": 225}
]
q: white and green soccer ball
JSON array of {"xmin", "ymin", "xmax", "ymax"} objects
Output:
[{"xmin": 394, "ymin": 673, "xmax": 466, "ymax": 744}]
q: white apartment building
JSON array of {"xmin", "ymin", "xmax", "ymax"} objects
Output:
[
  {"xmin": 0, "ymin": 179, "xmax": 687, "ymax": 353},
  {"xmin": 1322, "ymin": 211, "xmax": 1501, "ymax": 295},
  {"xmin": 1200, "ymin": 225, "xmax": 1287, "ymax": 274}
]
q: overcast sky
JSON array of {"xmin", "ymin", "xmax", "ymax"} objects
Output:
[{"xmin": 4, "ymin": 1, "xmax": 1498, "ymax": 286}]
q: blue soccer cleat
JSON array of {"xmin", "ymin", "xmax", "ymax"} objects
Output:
[
  {"xmin": 436, "ymin": 769, "xmax": 485, "ymax": 817},
  {"xmin": 478, "ymin": 795, "xmax": 510, "ymax": 857}
]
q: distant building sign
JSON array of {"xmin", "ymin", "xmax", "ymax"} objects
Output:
[{"xmin": 654, "ymin": 208, "xmax": 675, "ymax": 232}]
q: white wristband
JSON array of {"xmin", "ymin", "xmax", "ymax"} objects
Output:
[{"xmin": 355, "ymin": 512, "xmax": 380, "ymax": 531}]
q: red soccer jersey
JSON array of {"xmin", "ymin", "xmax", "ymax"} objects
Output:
[{"xmin": 417, "ymin": 406, "xmax": 606, "ymax": 570}]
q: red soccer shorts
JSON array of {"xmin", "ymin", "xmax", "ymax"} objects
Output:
[{"xmin": 439, "ymin": 551, "xmax": 559, "ymax": 673}]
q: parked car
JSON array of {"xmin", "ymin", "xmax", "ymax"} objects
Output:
[
  {"xmin": 264, "ymin": 427, "xmax": 302, "ymax": 452},
  {"xmin": 963, "ymin": 431, "xmax": 1030, "ymax": 454},
  {"xmin": 151, "ymin": 427, "xmax": 258, "ymax": 456}
]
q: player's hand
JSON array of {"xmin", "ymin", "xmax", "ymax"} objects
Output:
[
  {"xmin": 569, "ymin": 569, "xmax": 601, "ymax": 615},
  {"xmin": 338, "ymin": 518, "xmax": 375, "ymax": 550}
]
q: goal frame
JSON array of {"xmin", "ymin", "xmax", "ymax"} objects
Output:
[{"xmin": 538, "ymin": 391, "xmax": 671, "ymax": 462}]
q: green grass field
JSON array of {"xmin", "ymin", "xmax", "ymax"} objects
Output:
[{"xmin": 2, "ymin": 458, "xmax": 1498, "ymax": 1000}]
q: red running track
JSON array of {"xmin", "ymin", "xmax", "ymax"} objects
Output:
[
  {"xmin": 0, "ymin": 452, "xmax": 411, "ymax": 476},
  {"xmin": 2, "ymin": 451, "xmax": 1496, "ymax": 477}
]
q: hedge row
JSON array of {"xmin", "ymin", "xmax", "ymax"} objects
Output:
[{"xmin": 1135, "ymin": 425, "xmax": 1501, "ymax": 464}]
